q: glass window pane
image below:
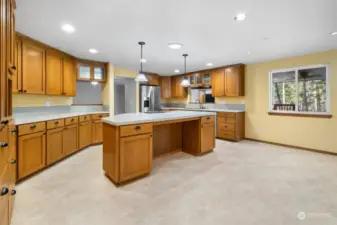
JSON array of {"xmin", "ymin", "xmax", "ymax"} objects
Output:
[
  {"xmin": 79, "ymin": 66, "xmax": 91, "ymax": 79},
  {"xmin": 196, "ymin": 74, "xmax": 202, "ymax": 84},
  {"xmin": 189, "ymin": 75, "xmax": 195, "ymax": 84},
  {"xmin": 94, "ymin": 67, "xmax": 104, "ymax": 80},
  {"xmin": 204, "ymin": 74, "xmax": 211, "ymax": 84},
  {"xmin": 271, "ymin": 71, "xmax": 296, "ymax": 111},
  {"xmin": 298, "ymin": 67, "xmax": 327, "ymax": 112}
]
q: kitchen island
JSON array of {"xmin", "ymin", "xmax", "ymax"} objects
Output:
[{"xmin": 102, "ymin": 111, "xmax": 216, "ymax": 185}]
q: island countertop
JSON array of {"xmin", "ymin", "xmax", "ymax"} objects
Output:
[{"xmin": 102, "ymin": 111, "xmax": 216, "ymax": 126}]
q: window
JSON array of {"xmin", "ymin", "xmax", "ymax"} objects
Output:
[{"xmin": 269, "ymin": 64, "xmax": 329, "ymax": 114}]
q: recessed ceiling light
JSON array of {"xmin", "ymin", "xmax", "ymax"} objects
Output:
[
  {"xmin": 61, "ymin": 24, "xmax": 75, "ymax": 33},
  {"xmin": 174, "ymin": 69, "xmax": 180, "ymax": 73},
  {"xmin": 89, "ymin": 48, "xmax": 98, "ymax": 54},
  {"xmin": 206, "ymin": 63, "xmax": 213, "ymax": 67},
  {"xmin": 331, "ymin": 31, "xmax": 337, "ymax": 36},
  {"xmin": 168, "ymin": 43, "xmax": 183, "ymax": 50},
  {"xmin": 247, "ymin": 51, "xmax": 251, "ymax": 55},
  {"xmin": 140, "ymin": 58, "xmax": 147, "ymax": 63},
  {"xmin": 234, "ymin": 13, "xmax": 246, "ymax": 21}
]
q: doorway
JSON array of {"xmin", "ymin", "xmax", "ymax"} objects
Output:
[{"xmin": 114, "ymin": 77, "xmax": 137, "ymax": 115}]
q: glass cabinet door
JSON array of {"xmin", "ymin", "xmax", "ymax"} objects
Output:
[
  {"xmin": 189, "ymin": 75, "xmax": 195, "ymax": 85},
  {"xmin": 94, "ymin": 67, "xmax": 105, "ymax": 81},
  {"xmin": 203, "ymin": 74, "xmax": 211, "ymax": 85},
  {"xmin": 196, "ymin": 74, "xmax": 202, "ymax": 85},
  {"xmin": 78, "ymin": 65, "xmax": 91, "ymax": 80}
]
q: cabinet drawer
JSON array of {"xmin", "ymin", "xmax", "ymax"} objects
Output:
[
  {"xmin": 218, "ymin": 130, "xmax": 235, "ymax": 140},
  {"xmin": 217, "ymin": 112, "xmax": 236, "ymax": 118},
  {"xmin": 65, "ymin": 116, "xmax": 78, "ymax": 126},
  {"xmin": 218, "ymin": 122, "xmax": 235, "ymax": 131},
  {"xmin": 92, "ymin": 113, "xmax": 109, "ymax": 121},
  {"xmin": 18, "ymin": 122, "xmax": 46, "ymax": 136},
  {"xmin": 79, "ymin": 115, "xmax": 90, "ymax": 122},
  {"xmin": 47, "ymin": 119, "xmax": 65, "ymax": 130},
  {"xmin": 120, "ymin": 124, "xmax": 153, "ymax": 137},
  {"xmin": 217, "ymin": 117, "xmax": 236, "ymax": 124},
  {"xmin": 201, "ymin": 116, "xmax": 215, "ymax": 124}
]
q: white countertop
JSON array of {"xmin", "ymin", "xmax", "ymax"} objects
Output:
[
  {"xmin": 102, "ymin": 111, "xmax": 216, "ymax": 126},
  {"xmin": 161, "ymin": 107, "xmax": 245, "ymax": 113},
  {"xmin": 14, "ymin": 111, "xmax": 109, "ymax": 125}
]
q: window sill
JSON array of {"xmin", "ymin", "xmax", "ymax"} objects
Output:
[{"xmin": 268, "ymin": 112, "xmax": 332, "ymax": 118}]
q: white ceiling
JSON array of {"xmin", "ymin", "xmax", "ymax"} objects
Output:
[{"xmin": 16, "ymin": 0, "xmax": 337, "ymax": 75}]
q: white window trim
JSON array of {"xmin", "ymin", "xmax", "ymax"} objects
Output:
[{"xmin": 269, "ymin": 64, "xmax": 330, "ymax": 115}]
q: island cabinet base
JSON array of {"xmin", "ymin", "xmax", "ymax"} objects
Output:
[{"xmin": 103, "ymin": 116, "xmax": 216, "ymax": 185}]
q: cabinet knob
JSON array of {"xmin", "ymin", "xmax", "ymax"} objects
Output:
[
  {"xmin": 71, "ymin": 119, "xmax": 74, "ymax": 122},
  {"xmin": 1, "ymin": 120, "xmax": 9, "ymax": 125},
  {"xmin": 11, "ymin": 65, "xmax": 16, "ymax": 70},
  {"xmin": 10, "ymin": 159, "xmax": 16, "ymax": 164},
  {"xmin": 207, "ymin": 116, "xmax": 210, "ymax": 119},
  {"xmin": 99, "ymin": 115, "xmax": 102, "ymax": 118},
  {"xmin": 30, "ymin": 125, "xmax": 36, "ymax": 129},
  {"xmin": 23, "ymin": 90, "xmax": 27, "ymax": 93},
  {"xmin": 135, "ymin": 126, "xmax": 141, "ymax": 130},
  {"xmin": 1, "ymin": 187, "xmax": 8, "ymax": 196},
  {"xmin": 84, "ymin": 116, "xmax": 87, "ymax": 119},
  {"xmin": 11, "ymin": 190, "xmax": 16, "ymax": 196},
  {"xmin": 54, "ymin": 121, "xmax": 59, "ymax": 125},
  {"xmin": 1, "ymin": 142, "xmax": 8, "ymax": 148}
]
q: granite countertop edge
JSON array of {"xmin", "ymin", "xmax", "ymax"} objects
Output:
[
  {"xmin": 14, "ymin": 111, "xmax": 110, "ymax": 125},
  {"xmin": 161, "ymin": 107, "xmax": 245, "ymax": 113}
]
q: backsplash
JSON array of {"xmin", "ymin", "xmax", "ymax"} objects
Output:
[
  {"xmin": 13, "ymin": 105, "xmax": 109, "ymax": 115},
  {"xmin": 161, "ymin": 103, "xmax": 245, "ymax": 111}
]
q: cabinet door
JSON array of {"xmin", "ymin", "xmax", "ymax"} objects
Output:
[
  {"xmin": 46, "ymin": 50, "xmax": 63, "ymax": 95},
  {"xmin": 203, "ymin": 73, "xmax": 211, "ymax": 85},
  {"xmin": 196, "ymin": 73, "xmax": 202, "ymax": 85},
  {"xmin": 225, "ymin": 66, "xmax": 244, "ymax": 96},
  {"xmin": 79, "ymin": 122, "xmax": 91, "ymax": 149},
  {"xmin": 8, "ymin": 124, "xmax": 16, "ymax": 222},
  {"xmin": 12, "ymin": 38, "xmax": 21, "ymax": 93},
  {"xmin": 189, "ymin": 75, "xmax": 195, "ymax": 85},
  {"xmin": 46, "ymin": 128, "xmax": 64, "ymax": 165},
  {"xmin": 18, "ymin": 132, "xmax": 46, "ymax": 179},
  {"xmin": 63, "ymin": 57, "xmax": 76, "ymax": 96},
  {"xmin": 160, "ymin": 76, "xmax": 171, "ymax": 99},
  {"xmin": 211, "ymin": 68, "xmax": 225, "ymax": 97},
  {"xmin": 77, "ymin": 64, "xmax": 91, "ymax": 81},
  {"xmin": 170, "ymin": 76, "xmax": 177, "ymax": 97},
  {"xmin": 201, "ymin": 122, "xmax": 215, "ymax": 153},
  {"xmin": 22, "ymin": 40, "xmax": 45, "ymax": 94},
  {"xmin": 174, "ymin": 76, "xmax": 186, "ymax": 97},
  {"xmin": 92, "ymin": 120, "xmax": 103, "ymax": 144},
  {"xmin": 120, "ymin": 134, "xmax": 152, "ymax": 182},
  {"xmin": 6, "ymin": 0, "xmax": 16, "ymax": 74},
  {"xmin": 63, "ymin": 124, "xmax": 78, "ymax": 156},
  {"xmin": 93, "ymin": 66, "xmax": 105, "ymax": 82}
]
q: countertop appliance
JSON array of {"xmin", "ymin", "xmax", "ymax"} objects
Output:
[{"xmin": 139, "ymin": 85, "xmax": 161, "ymax": 113}]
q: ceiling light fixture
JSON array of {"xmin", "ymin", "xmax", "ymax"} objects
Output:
[
  {"xmin": 247, "ymin": 51, "xmax": 251, "ymax": 55},
  {"xmin": 234, "ymin": 13, "xmax": 247, "ymax": 21},
  {"xmin": 180, "ymin": 54, "xmax": 190, "ymax": 87},
  {"xmin": 174, "ymin": 69, "xmax": 180, "ymax": 73},
  {"xmin": 140, "ymin": 58, "xmax": 147, "ymax": 63},
  {"xmin": 61, "ymin": 24, "xmax": 75, "ymax": 33},
  {"xmin": 168, "ymin": 43, "xmax": 183, "ymax": 50},
  {"xmin": 135, "ymin": 41, "xmax": 148, "ymax": 82},
  {"xmin": 331, "ymin": 31, "xmax": 337, "ymax": 36},
  {"xmin": 89, "ymin": 48, "xmax": 98, "ymax": 54},
  {"xmin": 206, "ymin": 63, "xmax": 213, "ymax": 67}
]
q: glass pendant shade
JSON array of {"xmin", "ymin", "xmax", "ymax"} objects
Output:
[
  {"xmin": 135, "ymin": 72, "xmax": 148, "ymax": 82},
  {"xmin": 180, "ymin": 77, "xmax": 190, "ymax": 87}
]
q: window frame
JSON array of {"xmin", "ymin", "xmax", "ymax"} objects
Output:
[{"xmin": 269, "ymin": 64, "xmax": 330, "ymax": 115}]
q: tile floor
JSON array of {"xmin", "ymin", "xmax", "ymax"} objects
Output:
[{"xmin": 12, "ymin": 140, "xmax": 337, "ymax": 225}]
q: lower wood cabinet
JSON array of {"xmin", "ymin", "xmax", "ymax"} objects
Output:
[
  {"xmin": 8, "ymin": 124, "xmax": 17, "ymax": 221},
  {"xmin": 201, "ymin": 122, "xmax": 215, "ymax": 154},
  {"xmin": 119, "ymin": 133, "xmax": 152, "ymax": 182},
  {"xmin": 79, "ymin": 121, "xmax": 91, "ymax": 149},
  {"xmin": 217, "ymin": 112, "xmax": 245, "ymax": 141},
  {"xmin": 63, "ymin": 124, "xmax": 78, "ymax": 156},
  {"xmin": 92, "ymin": 120, "xmax": 103, "ymax": 144},
  {"xmin": 18, "ymin": 131, "xmax": 46, "ymax": 179},
  {"xmin": 46, "ymin": 127, "xmax": 64, "ymax": 165}
]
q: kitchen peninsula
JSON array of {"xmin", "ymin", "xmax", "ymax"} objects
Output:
[{"xmin": 102, "ymin": 111, "xmax": 216, "ymax": 185}]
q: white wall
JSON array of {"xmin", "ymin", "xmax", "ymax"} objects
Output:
[
  {"xmin": 114, "ymin": 76, "xmax": 137, "ymax": 114},
  {"xmin": 114, "ymin": 84, "xmax": 126, "ymax": 115}
]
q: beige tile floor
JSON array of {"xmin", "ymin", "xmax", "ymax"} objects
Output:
[{"xmin": 12, "ymin": 140, "xmax": 337, "ymax": 225}]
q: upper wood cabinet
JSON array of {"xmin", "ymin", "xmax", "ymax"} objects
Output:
[
  {"xmin": 171, "ymin": 75, "xmax": 187, "ymax": 98},
  {"xmin": 46, "ymin": 50, "xmax": 63, "ymax": 95},
  {"xmin": 145, "ymin": 73, "xmax": 159, "ymax": 86},
  {"xmin": 211, "ymin": 68, "xmax": 225, "ymax": 97},
  {"xmin": 63, "ymin": 57, "xmax": 76, "ymax": 96},
  {"xmin": 224, "ymin": 65, "xmax": 244, "ymax": 96},
  {"xmin": 77, "ymin": 60, "xmax": 106, "ymax": 83},
  {"xmin": 159, "ymin": 76, "xmax": 171, "ymax": 99},
  {"xmin": 22, "ymin": 39, "xmax": 46, "ymax": 94},
  {"xmin": 12, "ymin": 39, "xmax": 21, "ymax": 93}
]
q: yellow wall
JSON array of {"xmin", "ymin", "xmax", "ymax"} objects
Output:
[
  {"xmin": 245, "ymin": 50, "xmax": 337, "ymax": 153},
  {"xmin": 13, "ymin": 94, "xmax": 72, "ymax": 107}
]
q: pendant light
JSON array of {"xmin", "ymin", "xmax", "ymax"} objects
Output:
[
  {"xmin": 180, "ymin": 54, "xmax": 190, "ymax": 87},
  {"xmin": 135, "ymin": 41, "xmax": 148, "ymax": 82}
]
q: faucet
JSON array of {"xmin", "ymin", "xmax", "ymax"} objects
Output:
[{"xmin": 200, "ymin": 103, "xmax": 206, "ymax": 109}]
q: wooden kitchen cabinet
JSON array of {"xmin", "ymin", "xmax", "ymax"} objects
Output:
[
  {"xmin": 12, "ymin": 38, "xmax": 21, "ymax": 93},
  {"xmin": 46, "ymin": 127, "xmax": 64, "ymax": 165},
  {"xmin": 63, "ymin": 124, "xmax": 78, "ymax": 156},
  {"xmin": 63, "ymin": 57, "xmax": 76, "ymax": 96},
  {"xmin": 77, "ymin": 60, "xmax": 106, "ymax": 83},
  {"xmin": 79, "ymin": 121, "xmax": 91, "ymax": 149},
  {"xmin": 46, "ymin": 50, "xmax": 63, "ymax": 95},
  {"xmin": 171, "ymin": 75, "xmax": 187, "ymax": 98},
  {"xmin": 92, "ymin": 120, "xmax": 103, "ymax": 144},
  {"xmin": 211, "ymin": 68, "xmax": 225, "ymax": 97},
  {"xmin": 8, "ymin": 124, "xmax": 16, "ymax": 222},
  {"xmin": 159, "ymin": 76, "xmax": 171, "ymax": 99},
  {"xmin": 146, "ymin": 73, "xmax": 159, "ymax": 86},
  {"xmin": 119, "ymin": 133, "xmax": 152, "ymax": 182},
  {"xmin": 22, "ymin": 39, "xmax": 46, "ymax": 94},
  {"xmin": 224, "ymin": 65, "xmax": 245, "ymax": 96},
  {"xmin": 201, "ymin": 122, "xmax": 215, "ymax": 154},
  {"xmin": 217, "ymin": 112, "xmax": 245, "ymax": 141},
  {"xmin": 18, "ymin": 131, "xmax": 46, "ymax": 179}
]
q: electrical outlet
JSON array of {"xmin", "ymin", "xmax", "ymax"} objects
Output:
[
  {"xmin": 257, "ymin": 128, "xmax": 262, "ymax": 133},
  {"xmin": 45, "ymin": 97, "xmax": 51, "ymax": 107}
]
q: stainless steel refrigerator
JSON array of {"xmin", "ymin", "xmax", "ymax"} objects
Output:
[{"xmin": 139, "ymin": 85, "xmax": 161, "ymax": 113}]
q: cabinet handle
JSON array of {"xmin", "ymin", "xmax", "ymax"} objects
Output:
[
  {"xmin": 84, "ymin": 116, "xmax": 87, "ymax": 119},
  {"xmin": 1, "ymin": 187, "xmax": 8, "ymax": 196},
  {"xmin": 207, "ymin": 116, "xmax": 210, "ymax": 119},
  {"xmin": 30, "ymin": 125, "xmax": 36, "ymax": 129},
  {"xmin": 71, "ymin": 119, "xmax": 74, "ymax": 122},
  {"xmin": 10, "ymin": 159, "xmax": 16, "ymax": 164},
  {"xmin": 99, "ymin": 115, "xmax": 102, "ymax": 118},
  {"xmin": 1, "ymin": 120, "xmax": 9, "ymax": 125},
  {"xmin": 1, "ymin": 142, "xmax": 8, "ymax": 148},
  {"xmin": 11, "ymin": 65, "xmax": 16, "ymax": 70},
  {"xmin": 23, "ymin": 90, "xmax": 27, "ymax": 93},
  {"xmin": 54, "ymin": 121, "xmax": 59, "ymax": 125},
  {"xmin": 135, "ymin": 126, "xmax": 141, "ymax": 130},
  {"xmin": 11, "ymin": 190, "xmax": 16, "ymax": 195}
]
